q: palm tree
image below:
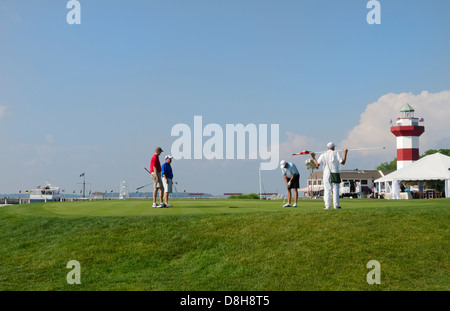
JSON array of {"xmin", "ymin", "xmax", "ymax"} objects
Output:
[{"xmin": 305, "ymin": 159, "xmax": 318, "ymax": 198}]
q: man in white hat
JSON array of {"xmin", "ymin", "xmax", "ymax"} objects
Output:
[
  {"xmin": 280, "ymin": 160, "xmax": 300, "ymax": 207},
  {"xmin": 162, "ymin": 155, "xmax": 174, "ymax": 207},
  {"xmin": 311, "ymin": 142, "xmax": 348, "ymax": 209}
]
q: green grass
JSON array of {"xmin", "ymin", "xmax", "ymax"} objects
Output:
[
  {"xmin": 0, "ymin": 198, "xmax": 448, "ymax": 291},
  {"xmin": 229, "ymin": 193, "xmax": 260, "ymax": 199}
]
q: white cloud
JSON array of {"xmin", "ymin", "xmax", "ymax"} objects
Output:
[
  {"xmin": 275, "ymin": 90, "xmax": 450, "ymax": 173},
  {"xmin": 340, "ymin": 90, "xmax": 450, "ymax": 156},
  {"xmin": 279, "ymin": 131, "xmax": 323, "ymax": 159}
]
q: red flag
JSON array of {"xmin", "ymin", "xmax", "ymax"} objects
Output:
[{"xmin": 292, "ymin": 150, "xmax": 311, "ymax": 155}]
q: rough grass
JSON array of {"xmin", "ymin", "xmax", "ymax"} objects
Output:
[{"xmin": 0, "ymin": 198, "xmax": 448, "ymax": 291}]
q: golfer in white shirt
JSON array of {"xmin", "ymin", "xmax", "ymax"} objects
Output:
[{"xmin": 311, "ymin": 142, "xmax": 348, "ymax": 209}]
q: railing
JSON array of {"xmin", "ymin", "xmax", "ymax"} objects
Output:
[{"xmin": 1, "ymin": 198, "xmax": 31, "ymax": 204}]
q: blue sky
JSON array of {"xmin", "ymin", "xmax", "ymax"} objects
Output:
[{"xmin": 1, "ymin": 0, "xmax": 449, "ymax": 194}]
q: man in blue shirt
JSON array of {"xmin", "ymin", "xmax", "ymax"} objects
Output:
[
  {"xmin": 162, "ymin": 155, "xmax": 174, "ymax": 207},
  {"xmin": 280, "ymin": 160, "xmax": 300, "ymax": 207}
]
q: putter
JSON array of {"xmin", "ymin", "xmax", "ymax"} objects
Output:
[{"xmin": 281, "ymin": 181, "xmax": 291, "ymax": 207}]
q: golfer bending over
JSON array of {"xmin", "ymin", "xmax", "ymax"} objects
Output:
[
  {"xmin": 311, "ymin": 142, "xmax": 348, "ymax": 210},
  {"xmin": 280, "ymin": 160, "xmax": 300, "ymax": 207}
]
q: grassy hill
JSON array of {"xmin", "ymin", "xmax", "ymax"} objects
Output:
[{"xmin": 0, "ymin": 198, "xmax": 448, "ymax": 291}]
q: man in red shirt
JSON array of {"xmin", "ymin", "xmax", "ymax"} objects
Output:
[{"xmin": 150, "ymin": 147, "xmax": 165, "ymax": 207}]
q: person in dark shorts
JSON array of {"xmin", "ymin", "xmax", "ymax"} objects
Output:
[{"xmin": 280, "ymin": 160, "xmax": 300, "ymax": 207}]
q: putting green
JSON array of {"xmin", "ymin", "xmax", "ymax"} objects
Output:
[
  {"xmin": 0, "ymin": 199, "xmax": 292, "ymax": 217},
  {"xmin": 1, "ymin": 198, "xmax": 448, "ymax": 218}
]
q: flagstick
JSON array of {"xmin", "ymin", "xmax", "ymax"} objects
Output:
[{"xmin": 293, "ymin": 146, "xmax": 386, "ymax": 156}]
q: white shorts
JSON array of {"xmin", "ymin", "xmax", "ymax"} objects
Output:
[{"xmin": 163, "ymin": 178, "xmax": 173, "ymax": 193}]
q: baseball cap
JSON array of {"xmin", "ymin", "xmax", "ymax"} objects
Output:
[
  {"xmin": 165, "ymin": 155, "xmax": 173, "ymax": 159},
  {"xmin": 155, "ymin": 147, "xmax": 164, "ymax": 152},
  {"xmin": 327, "ymin": 142, "xmax": 335, "ymax": 149},
  {"xmin": 280, "ymin": 160, "xmax": 286, "ymax": 168}
]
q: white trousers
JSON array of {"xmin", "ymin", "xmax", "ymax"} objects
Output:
[{"xmin": 323, "ymin": 178, "xmax": 340, "ymax": 208}]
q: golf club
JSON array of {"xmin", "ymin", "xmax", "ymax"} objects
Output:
[
  {"xmin": 136, "ymin": 183, "xmax": 153, "ymax": 191},
  {"xmin": 135, "ymin": 167, "xmax": 155, "ymax": 191}
]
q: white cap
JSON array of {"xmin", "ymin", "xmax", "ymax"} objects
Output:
[
  {"xmin": 165, "ymin": 155, "xmax": 173, "ymax": 159},
  {"xmin": 327, "ymin": 142, "xmax": 336, "ymax": 149},
  {"xmin": 280, "ymin": 160, "xmax": 286, "ymax": 168}
]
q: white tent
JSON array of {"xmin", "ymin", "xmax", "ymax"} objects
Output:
[
  {"xmin": 375, "ymin": 153, "xmax": 450, "ymax": 198},
  {"xmin": 299, "ymin": 185, "xmax": 324, "ymax": 196},
  {"xmin": 391, "ymin": 180, "xmax": 401, "ymax": 200}
]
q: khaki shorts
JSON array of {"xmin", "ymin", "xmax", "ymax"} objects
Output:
[
  {"xmin": 163, "ymin": 178, "xmax": 173, "ymax": 193},
  {"xmin": 151, "ymin": 172, "xmax": 163, "ymax": 189}
]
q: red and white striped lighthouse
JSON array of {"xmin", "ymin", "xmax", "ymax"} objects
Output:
[{"xmin": 390, "ymin": 104, "xmax": 425, "ymax": 170}]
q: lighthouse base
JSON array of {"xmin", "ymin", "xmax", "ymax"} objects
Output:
[{"xmin": 397, "ymin": 160, "xmax": 414, "ymax": 170}]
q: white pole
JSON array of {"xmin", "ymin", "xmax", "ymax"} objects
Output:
[
  {"xmin": 259, "ymin": 166, "xmax": 262, "ymax": 200},
  {"xmin": 294, "ymin": 146, "xmax": 386, "ymax": 156},
  {"xmin": 323, "ymin": 147, "xmax": 386, "ymax": 154}
]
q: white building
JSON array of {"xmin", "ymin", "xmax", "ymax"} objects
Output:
[
  {"xmin": 303, "ymin": 170, "xmax": 393, "ymax": 197},
  {"xmin": 92, "ymin": 191, "xmax": 105, "ymax": 200}
]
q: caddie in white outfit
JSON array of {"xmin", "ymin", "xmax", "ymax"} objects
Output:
[{"xmin": 311, "ymin": 142, "xmax": 348, "ymax": 209}]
